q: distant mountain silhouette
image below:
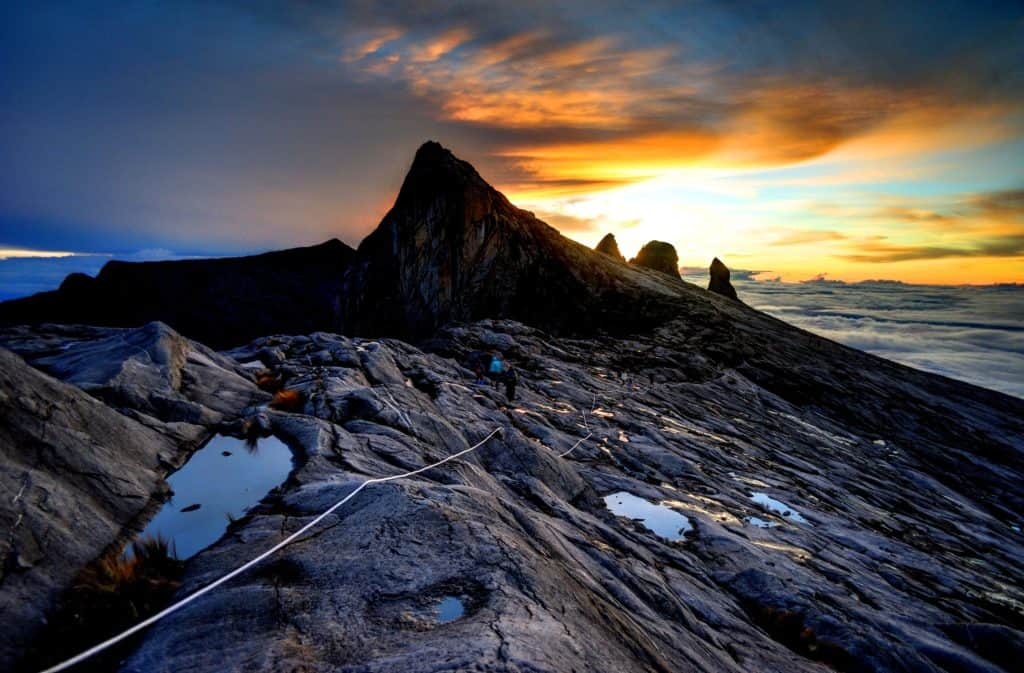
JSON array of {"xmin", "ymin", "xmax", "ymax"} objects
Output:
[
  {"xmin": 0, "ymin": 141, "xmax": 700, "ymax": 346},
  {"xmin": 0, "ymin": 240, "xmax": 355, "ymax": 348}
]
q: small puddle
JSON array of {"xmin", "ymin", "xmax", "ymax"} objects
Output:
[
  {"xmin": 750, "ymin": 492, "xmax": 808, "ymax": 524},
  {"xmin": 746, "ymin": 516, "xmax": 780, "ymax": 529},
  {"xmin": 133, "ymin": 434, "xmax": 294, "ymax": 559},
  {"xmin": 436, "ymin": 596, "xmax": 465, "ymax": 623},
  {"xmin": 604, "ymin": 491, "xmax": 693, "ymax": 541}
]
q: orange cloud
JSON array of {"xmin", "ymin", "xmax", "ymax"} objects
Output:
[
  {"xmin": 341, "ymin": 27, "xmax": 404, "ymax": 63},
  {"xmin": 410, "ymin": 26, "xmax": 472, "ymax": 63},
  {"xmin": 770, "ymin": 230, "xmax": 849, "ymax": 246},
  {"xmin": 717, "ymin": 82, "xmax": 909, "ymax": 165},
  {"xmin": 499, "ymin": 131, "xmax": 720, "ymax": 190},
  {"xmin": 341, "ymin": 22, "xmax": 1024, "ymax": 203}
]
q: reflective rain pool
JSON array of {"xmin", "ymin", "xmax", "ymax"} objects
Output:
[
  {"xmin": 603, "ymin": 491, "xmax": 693, "ymax": 541},
  {"xmin": 132, "ymin": 434, "xmax": 295, "ymax": 559},
  {"xmin": 750, "ymin": 492, "xmax": 809, "ymax": 524},
  {"xmin": 436, "ymin": 596, "xmax": 465, "ymax": 623}
]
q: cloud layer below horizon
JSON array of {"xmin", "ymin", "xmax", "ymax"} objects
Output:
[
  {"xmin": 682, "ymin": 275, "xmax": 1024, "ymax": 399},
  {"xmin": 1, "ymin": 1, "xmax": 1022, "ymax": 282}
]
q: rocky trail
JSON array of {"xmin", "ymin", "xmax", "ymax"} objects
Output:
[{"xmin": 2, "ymin": 313, "xmax": 1022, "ymax": 673}]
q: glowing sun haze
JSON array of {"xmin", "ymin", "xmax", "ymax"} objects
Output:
[{"xmin": 2, "ymin": 1, "xmax": 1022, "ymax": 283}]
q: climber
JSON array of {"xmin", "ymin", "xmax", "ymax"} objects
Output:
[
  {"xmin": 489, "ymin": 353, "xmax": 503, "ymax": 390},
  {"xmin": 467, "ymin": 350, "xmax": 488, "ymax": 384},
  {"xmin": 504, "ymin": 366, "xmax": 519, "ymax": 402},
  {"xmin": 488, "ymin": 351, "xmax": 504, "ymax": 377}
]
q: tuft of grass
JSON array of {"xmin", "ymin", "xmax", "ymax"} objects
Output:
[
  {"xmin": 76, "ymin": 534, "xmax": 180, "ymax": 596},
  {"xmin": 269, "ymin": 388, "xmax": 303, "ymax": 412},
  {"xmin": 244, "ymin": 434, "xmax": 260, "ymax": 453},
  {"xmin": 241, "ymin": 418, "xmax": 265, "ymax": 450},
  {"xmin": 26, "ymin": 534, "xmax": 185, "ymax": 672}
]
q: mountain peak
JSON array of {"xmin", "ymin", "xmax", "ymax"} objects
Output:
[
  {"xmin": 412, "ymin": 140, "xmax": 451, "ymax": 165},
  {"xmin": 345, "ymin": 144, "xmax": 687, "ymax": 337},
  {"xmin": 393, "ymin": 141, "xmax": 497, "ymax": 211},
  {"xmin": 408, "ymin": 140, "xmax": 459, "ymax": 175}
]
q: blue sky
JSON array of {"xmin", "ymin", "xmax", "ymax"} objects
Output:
[{"xmin": 2, "ymin": 1, "xmax": 1023, "ymax": 282}]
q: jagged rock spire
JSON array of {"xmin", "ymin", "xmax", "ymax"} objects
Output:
[
  {"xmin": 708, "ymin": 257, "xmax": 739, "ymax": 301},
  {"xmin": 595, "ymin": 233, "xmax": 625, "ymax": 262}
]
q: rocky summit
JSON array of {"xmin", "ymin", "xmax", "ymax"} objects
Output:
[{"xmin": 0, "ymin": 142, "xmax": 1022, "ymax": 673}]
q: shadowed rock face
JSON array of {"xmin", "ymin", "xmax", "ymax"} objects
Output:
[
  {"xmin": 595, "ymin": 233, "xmax": 626, "ymax": 262},
  {"xmin": 0, "ymin": 322, "xmax": 266, "ymax": 672},
  {"xmin": 343, "ymin": 141, "xmax": 686, "ymax": 338},
  {"xmin": 630, "ymin": 241, "xmax": 681, "ymax": 278},
  {"xmin": 708, "ymin": 257, "xmax": 739, "ymax": 301},
  {"xmin": 0, "ymin": 347, "xmax": 192, "ymax": 671}
]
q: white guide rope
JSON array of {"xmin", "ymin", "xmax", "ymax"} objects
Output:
[
  {"xmin": 559, "ymin": 393, "xmax": 597, "ymax": 458},
  {"xmin": 39, "ymin": 427, "xmax": 504, "ymax": 673}
]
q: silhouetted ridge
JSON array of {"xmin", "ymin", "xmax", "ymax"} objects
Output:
[
  {"xmin": 0, "ymin": 239, "xmax": 356, "ymax": 348},
  {"xmin": 0, "ymin": 142, "xmax": 691, "ymax": 343}
]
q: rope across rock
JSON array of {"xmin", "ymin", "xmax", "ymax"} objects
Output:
[{"xmin": 40, "ymin": 427, "xmax": 505, "ymax": 673}]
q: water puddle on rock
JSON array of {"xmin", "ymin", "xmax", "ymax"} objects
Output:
[
  {"xmin": 436, "ymin": 596, "xmax": 465, "ymax": 623},
  {"xmin": 750, "ymin": 492, "xmax": 809, "ymax": 525},
  {"xmin": 604, "ymin": 491, "xmax": 693, "ymax": 541},
  {"xmin": 132, "ymin": 434, "xmax": 294, "ymax": 559},
  {"xmin": 746, "ymin": 516, "xmax": 780, "ymax": 529}
]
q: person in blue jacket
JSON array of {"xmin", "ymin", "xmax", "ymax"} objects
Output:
[{"xmin": 488, "ymin": 351, "xmax": 504, "ymax": 378}]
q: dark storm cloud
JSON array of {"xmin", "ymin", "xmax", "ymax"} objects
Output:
[{"xmin": 1, "ymin": 1, "xmax": 1022, "ymax": 254}]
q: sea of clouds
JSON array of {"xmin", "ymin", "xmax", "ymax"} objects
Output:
[
  {"xmin": 682, "ymin": 274, "xmax": 1024, "ymax": 399},
  {"xmin": 2, "ymin": 255, "xmax": 1021, "ymax": 398}
]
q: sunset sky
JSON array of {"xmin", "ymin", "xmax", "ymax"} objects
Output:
[{"xmin": 2, "ymin": 1, "xmax": 1023, "ymax": 283}]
